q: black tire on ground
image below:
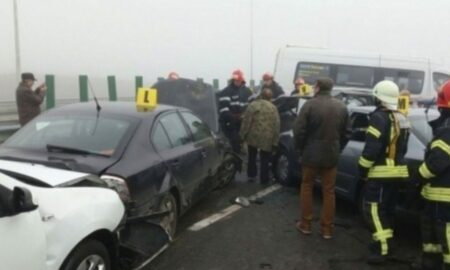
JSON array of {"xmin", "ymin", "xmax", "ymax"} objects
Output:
[
  {"xmin": 217, "ymin": 155, "xmax": 237, "ymax": 189},
  {"xmin": 61, "ymin": 239, "xmax": 111, "ymax": 270},
  {"xmin": 275, "ymin": 148, "xmax": 295, "ymax": 186},
  {"xmin": 160, "ymin": 192, "xmax": 178, "ymax": 239}
]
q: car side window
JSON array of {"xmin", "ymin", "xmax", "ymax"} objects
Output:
[
  {"xmin": 351, "ymin": 113, "xmax": 369, "ymax": 142},
  {"xmin": 152, "ymin": 122, "xmax": 173, "ymax": 152},
  {"xmin": 180, "ymin": 112, "xmax": 212, "ymax": 142},
  {"xmin": 159, "ymin": 113, "xmax": 192, "ymax": 148}
]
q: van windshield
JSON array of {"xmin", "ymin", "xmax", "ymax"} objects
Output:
[
  {"xmin": 433, "ymin": 72, "xmax": 450, "ymax": 91},
  {"xmin": 296, "ymin": 62, "xmax": 425, "ymax": 94}
]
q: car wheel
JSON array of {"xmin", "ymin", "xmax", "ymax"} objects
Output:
[
  {"xmin": 275, "ymin": 149, "xmax": 294, "ymax": 186},
  {"xmin": 217, "ymin": 156, "xmax": 236, "ymax": 189},
  {"xmin": 61, "ymin": 239, "xmax": 111, "ymax": 270},
  {"xmin": 160, "ymin": 193, "xmax": 178, "ymax": 239}
]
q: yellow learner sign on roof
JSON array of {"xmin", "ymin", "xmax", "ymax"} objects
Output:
[{"xmin": 136, "ymin": 88, "xmax": 157, "ymax": 112}]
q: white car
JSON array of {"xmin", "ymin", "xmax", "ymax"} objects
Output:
[{"xmin": 0, "ymin": 160, "xmax": 125, "ymax": 270}]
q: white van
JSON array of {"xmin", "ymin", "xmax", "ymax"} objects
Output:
[{"xmin": 274, "ymin": 46, "xmax": 450, "ymax": 100}]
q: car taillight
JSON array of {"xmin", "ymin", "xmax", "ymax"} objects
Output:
[{"xmin": 100, "ymin": 175, "xmax": 131, "ymax": 202}]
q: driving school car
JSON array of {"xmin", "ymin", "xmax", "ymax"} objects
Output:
[
  {"xmin": 0, "ymin": 79, "xmax": 236, "ymax": 244},
  {"xmin": 0, "ymin": 160, "xmax": 126, "ymax": 270}
]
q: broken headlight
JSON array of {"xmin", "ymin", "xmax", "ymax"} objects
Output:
[{"xmin": 100, "ymin": 175, "xmax": 131, "ymax": 203}]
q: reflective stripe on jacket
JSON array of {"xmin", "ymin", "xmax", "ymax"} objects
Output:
[
  {"xmin": 418, "ymin": 118, "xmax": 450, "ymax": 203},
  {"xmin": 358, "ymin": 108, "xmax": 410, "ymax": 181}
]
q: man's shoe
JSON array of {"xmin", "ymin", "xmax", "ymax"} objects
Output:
[
  {"xmin": 320, "ymin": 227, "xmax": 333, "ymax": 240},
  {"xmin": 296, "ymin": 221, "xmax": 311, "ymax": 235},
  {"xmin": 367, "ymin": 253, "xmax": 387, "ymax": 265}
]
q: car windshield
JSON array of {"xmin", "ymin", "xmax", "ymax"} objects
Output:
[
  {"xmin": 409, "ymin": 115, "xmax": 434, "ymax": 145},
  {"xmin": 3, "ymin": 115, "xmax": 132, "ymax": 157},
  {"xmin": 296, "ymin": 62, "xmax": 425, "ymax": 93}
]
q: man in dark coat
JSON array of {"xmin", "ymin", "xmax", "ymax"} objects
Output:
[
  {"xmin": 16, "ymin": 72, "xmax": 47, "ymax": 126},
  {"xmin": 294, "ymin": 77, "xmax": 350, "ymax": 239}
]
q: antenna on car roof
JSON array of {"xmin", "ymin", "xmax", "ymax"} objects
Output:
[
  {"xmin": 87, "ymin": 78, "xmax": 101, "ymax": 136},
  {"xmin": 87, "ymin": 79, "xmax": 102, "ymax": 113}
]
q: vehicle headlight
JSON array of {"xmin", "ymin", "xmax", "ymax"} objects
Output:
[{"xmin": 100, "ymin": 175, "xmax": 131, "ymax": 203}]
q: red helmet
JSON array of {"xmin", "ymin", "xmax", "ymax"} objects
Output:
[
  {"xmin": 437, "ymin": 80, "xmax": 450, "ymax": 108},
  {"xmin": 231, "ymin": 69, "xmax": 245, "ymax": 82},
  {"xmin": 262, "ymin": 72, "xmax": 273, "ymax": 81},
  {"xmin": 167, "ymin": 72, "xmax": 179, "ymax": 80}
]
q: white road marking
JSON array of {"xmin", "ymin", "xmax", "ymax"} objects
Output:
[{"xmin": 188, "ymin": 184, "xmax": 282, "ymax": 232}]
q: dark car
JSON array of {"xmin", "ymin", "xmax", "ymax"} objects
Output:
[
  {"xmin": 0, "ymin": 88, "xmax": 236, "ymax": 240},
  {"xmin": 272, "ymin": 95, "xmax": 438, "ymax": 217}
]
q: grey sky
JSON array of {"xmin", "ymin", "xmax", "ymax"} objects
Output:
[{"xmin": 1, "ymin": 0, "xmax": 450, "ymax": 101}]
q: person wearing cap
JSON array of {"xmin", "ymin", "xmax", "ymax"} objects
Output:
[
  {"xmin": 262, "ymin": 72, "xmax": 285, "ymax": 101},
  {"xmin": 218, "ymin": 69, "xmax": 252, "ymax": 154},
  {"xmin": 16, "ymin": 72, "xmax": 47, "ymax": 126},
  {"xmin": 358, "ymin": 80, "xmax": 410, "ymax": 264},
  {"xmin": 294, "ymin": 77, "xmax": 350, "ymax": 240}
]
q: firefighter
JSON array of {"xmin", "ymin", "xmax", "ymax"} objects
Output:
[
  {"xmin": 262, "ymin": 72, "xmax": 285, "ymax": 101},
  {"xmin": 416, "ymin": 80, "xmax": 450, "ymax": 270},
  {"xmin": 218, "ymin": 69, "xmax": 253, "ymax": 154},
  {"xmin": 358, "ymin": 80, "xmax": 410, "ymax": 264}
]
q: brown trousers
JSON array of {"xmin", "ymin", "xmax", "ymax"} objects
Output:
[{"xmin": 300, "ymin": 166, "xmax": 337, "ymax": 233}]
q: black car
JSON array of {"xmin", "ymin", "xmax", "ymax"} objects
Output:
[{"xmin": 0, "ymin": 82, "xmax": 237, "ymax": 239}]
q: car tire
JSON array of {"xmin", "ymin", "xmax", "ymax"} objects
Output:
[
  {"xmin": 275, "ymin": 148, "xmax": 295, "ymax": 186},
  {"xmin": 217, "ymin": 155, "xmax": 236, "ymax": 189},
  {"xmin": 160, "ymin": 193, "xmax": 178, "ymax": 239},
  {"xmin": 61, "ymin": 239, "xmax": 111, "ymax": 270}
]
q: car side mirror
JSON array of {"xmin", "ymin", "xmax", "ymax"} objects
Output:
[{"xmin": 12, "ymin": 187, "xmax": 38, "ymax": 213}]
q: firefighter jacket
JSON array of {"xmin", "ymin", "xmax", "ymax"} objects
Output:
[
  {"xmin": 418, "ymin": 116, "xmax": 450, "ymax": 203},
  {"xmin": 218, "ymin": 83, "xmax": 253, "ymax": 125},
  {"xmin": 358, "ymin": 107, "xmax": 410, "ymax": 181}
]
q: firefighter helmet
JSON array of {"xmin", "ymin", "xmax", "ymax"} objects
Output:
[
  {"xmin": 372, "ymin": 80, "xmax": 400, "ymax": 108},
  {"xmin": 231, "ymin": 69, "xmax": 245, "ymax": 82},
  {"xmin": 437, "ymin": 80, "xmax": 450, "ymax": 108}
]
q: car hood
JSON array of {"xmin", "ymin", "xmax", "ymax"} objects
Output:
[
  {"xmin": 0, "ymin": 148, "xmax": 117, "ymax": 177},
  {"xmin": 0, "ymin": 159, "xmax": 94, "ymax": 187}
]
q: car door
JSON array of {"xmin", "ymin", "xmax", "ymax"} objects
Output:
[
  {"xmin": 180, "ymin": 111, "xmax": 221, "ymax": 192},
  {"xmin": 152, "ymin": 112, "xmax": 204, "ymax": 205},
  {"xmin": 336, "ymin": 112, "xmax": 368, "ymax": 201},
  {"xmin": 0, "ymin": 184, "xmax": 46, "ymax": 270}
]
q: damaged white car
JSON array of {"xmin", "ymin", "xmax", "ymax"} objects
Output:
[{"xmin": 0, "ymin": 160, "xmax": 170, "ymax": 270}]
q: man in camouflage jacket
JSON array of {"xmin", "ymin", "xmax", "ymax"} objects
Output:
[{"xmin": 240, "ymin": 88, "xmax": 280, "ymax": 184}]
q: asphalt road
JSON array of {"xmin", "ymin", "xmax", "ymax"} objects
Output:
[{"xmin": 146, "ymin": 173, "xmax": 422, "ymax": 270}]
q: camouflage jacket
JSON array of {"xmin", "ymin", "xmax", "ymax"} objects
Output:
[{"xmin": 240, "ymin": 99, "xmax": 280, "ymax": 152}]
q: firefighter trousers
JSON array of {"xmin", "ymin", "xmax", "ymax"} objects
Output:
[
  {"xmin": 363, "ymin": 181, "xmax": 400, "ymax": 256},
  {"xmin": 421, "ymin": 202, "xmax": 450, "ymax": 270}
]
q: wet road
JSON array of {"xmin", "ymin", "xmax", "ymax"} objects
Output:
[{"xmin": 146, "ymin": 174, "xmax": 421, "ymax": 270}]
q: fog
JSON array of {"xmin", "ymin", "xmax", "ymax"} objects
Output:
[{"xmin": 1, "ymin": 0, "xmax": 450, "ymax": 102}]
